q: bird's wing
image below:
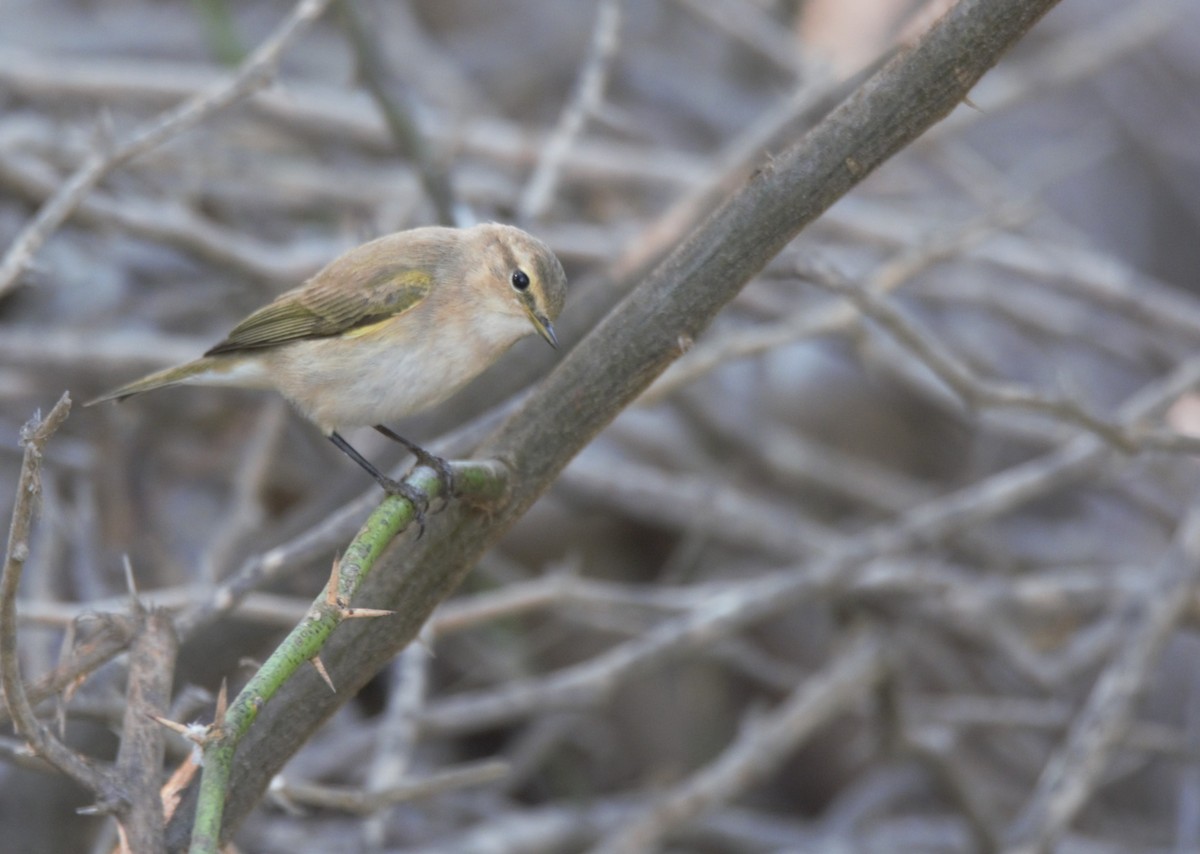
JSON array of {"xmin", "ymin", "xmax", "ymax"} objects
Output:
[{"xmin": 205, "ymin": 265, "xmax": 434, "ymax": 355}]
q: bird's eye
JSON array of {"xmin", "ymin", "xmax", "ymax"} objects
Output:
[{"xmin": 511, "ymin": 269, "xmax": 530, "ymax": 291}]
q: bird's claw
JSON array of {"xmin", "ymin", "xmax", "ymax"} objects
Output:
[
  {"xmin": 379, "ymin": 477, "xmax": 430, "ymax": 537},
  {"xmin": 411, "ymin": 450, "xmax": 455, "ymax": 513},
  {"xmin": 371, "ymin": 425, "xmax": 455, "ymax": 514}
]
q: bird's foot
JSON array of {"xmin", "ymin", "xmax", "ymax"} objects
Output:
[
  {"xmin": 377, "ymin": 476, "xmax": 431, "ymax": 537},
  {"xmin": 373, "ymin": 425, "xmax": 456, "ymax": 512},
  {"xmin": 408, "ymin": 448, "xmax": 456, "ymax": 513}
]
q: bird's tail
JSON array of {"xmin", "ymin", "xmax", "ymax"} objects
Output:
[{"xmin": 85, "ymin": 358, "xmax": 218, "ymax": 406}]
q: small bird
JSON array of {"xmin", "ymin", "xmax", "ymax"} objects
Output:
[{"xmin": 88, "ymin": 223, "xmax": 567, "ymax": 507}]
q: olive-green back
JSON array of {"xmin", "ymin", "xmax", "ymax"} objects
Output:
[{"xmin": 205, "ymin": 233, "xmax": 446, "ymax": 356}]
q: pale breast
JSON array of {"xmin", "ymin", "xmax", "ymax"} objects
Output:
[{"xmin": 260, "ymin": 311, "xmax": 530, "ymax": 432}]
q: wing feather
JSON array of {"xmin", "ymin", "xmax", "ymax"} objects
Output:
[{"xmin": 205, "ymin": 265, "xmax": 433, "ymax": 355}]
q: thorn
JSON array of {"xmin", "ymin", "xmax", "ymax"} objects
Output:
[
  {"xmin": 310, "ymin": 656, "xmax": 336, "ymax": 692},
  {"xmin": 326, "ymin": 556, "xmax": 342, "ymax": 607},
  {"xmin": 146, "ymin": 681, "xmax": 233, "ymax": 763},
  {"xmin": 340, "ymin": 606, "xmax": 395, "ymax": 619},
  {"xmin": 123, "ymin": 554, "xmax": 145, "ymax": 614},
  {"xmin": 326, "ymin": 554, "xmax": 393, "ymax": 618},
  {"xmin": 146, "ymin": 712, "xmax": 191, "ymax": 738},
  {"xmin": 214, "ymin": 679, "xmax": 229, "ymax": 723},
  {"xmin": 147, "ymin": 712, "xmax": 216, "ymax": 766}
]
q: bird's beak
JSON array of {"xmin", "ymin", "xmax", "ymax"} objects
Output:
[{"xmin": 530, "ymin": 311, "xmax": 559, "ymax": 349}]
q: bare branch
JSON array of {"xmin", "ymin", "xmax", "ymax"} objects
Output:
[
  {"xmin": 518, "ymin": 0, "xmax": 622, "ymax": 222},
  {"xmin": 0, "ymin": 0, "xmax": 332, "ymax": 298},
  {"xmin": 803, "ymin": 258, "xmax": 1140, "ymax": 452},
  {"xmin": 114, "ymin": 609, "xmax": 178, "ymax": 852},
  {"xmin": 275, "ymin": 759, "xmax": 508, "ymax": 814},
  {"xmin": 336, "ymin": 0, "xmax": 461, "ymax": 226},
  {"xmin": 1003, "ymin": 496, "xmax": 1200, "ymax": 853},
  {"xmin": 0, "ymin": 394, "xmax": 112, "ymax": 796},
  {"xmin": 587, "ymin": 630, "xmax": 887, "ymax": 853}
]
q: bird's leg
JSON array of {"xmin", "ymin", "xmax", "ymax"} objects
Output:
[
  {"xmin": 328, "ymin": 431, "xmax": 428, "ymax": 533},
  {"xmin": 373, "ymin": 425, "xmax": 455, "ymax": 509}
]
